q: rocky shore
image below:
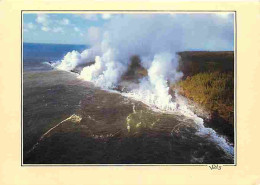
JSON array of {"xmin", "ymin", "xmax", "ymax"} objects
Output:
[{"xmin": 66, "ymin": 51, "xmax": 234, "ymax": 143}]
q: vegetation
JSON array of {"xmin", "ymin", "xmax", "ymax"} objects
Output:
[
  {"xmin": 175, "ymin": 72, "xmax": 234, "ymax": 126},
  {"xmin": 177, "ymin": 51, "xmax": 234, "ymax": 78},
  {"xmin": 174, "ymin": 51, "xmax": 234, "ymax": 141}
]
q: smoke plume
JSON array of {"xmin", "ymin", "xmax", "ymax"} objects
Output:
[{"xmin": 54, "ymin": 13, "xmax": 234, "ymax": 109}]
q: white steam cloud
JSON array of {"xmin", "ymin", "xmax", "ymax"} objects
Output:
[
  {"xmin": 124, "ymin": 53, "xmax": 183, "ymax": 110},
  {"xmin": 54, "ymin": 47, "xmax": 101, "ymax": 71},
  {"xmin": 54, "ymin": 13, "xmax": 234, "ymax": 107}
]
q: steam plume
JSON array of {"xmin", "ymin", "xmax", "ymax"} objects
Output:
[{"xmin": 54, "ymin": 13, "xmax": 234, "ymax": 106}]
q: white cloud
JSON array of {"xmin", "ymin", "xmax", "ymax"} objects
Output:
[
  {"xmin": 23, "ymin": 22, "xmax": 36, "ymax": 32},
  {"xmin": 36, "ymin": 15, "xmax": 68, "ymax": 33},
  {"xmin": 215, "ymin": 13, "xmax": 234, "ymax": 24},
  {"xmin": 169, "ymin": 13, "xmax": 176, "ymax": 18},
  {"xmin": 36, "ymin": 14, "xmax": 49, "ymax": 26},
  {"xmin": 86, "ymin": 26, "xmax": 101, "ymax": 45},
  {"xmin": 41, "ymin": 26, "xmax": 50, "ymax": 32},
  {"xmin": 74, "ymin": 27, "xmax": 80, "ymax": 32},
  {"xmin": 78, "ymin": 14, "xmax": 98, "ymax": 21},
  {"xmin": 53, "ymin": 27, "xmax": 63, "ymax": 33},
  {"xmin": 101, "ymin": 14, "xmax": 112, "ymax": 20},
  {"xmin": 60, "ymin": 18, "xmax": 70, "ymax": 25},
  {"xmin": 27, "ymin": 22, "xmax": 35, "ymax": 29},
  {"xmin": 216, "ymin": 12, "xmax": 233, "ymax": 19}
]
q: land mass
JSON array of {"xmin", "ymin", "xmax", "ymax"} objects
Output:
[
  {"xmin": 56, "ymin": 51, "xmax": 235, "ymax": 142},
  {"xmin": 120, "ymin": 51, "xmax": 234, "ymax": 142},
  {"xmin": 175, "ymin": 51, "xmax": 234, "ymax": 142}
]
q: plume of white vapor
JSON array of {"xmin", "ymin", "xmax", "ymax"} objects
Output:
[
  {"xmin": 80, "ymin": 38, "xmax": 127, "ymax": 88},
  {"xmin": 79, "ymin": 14, "xmax": 233, "ymax": 89},
  {"xmin": 53, "ymin": 13, "xmax": 234, "ymax": 105},
  {"xmin": 124, "ymin": 53, "xmax": 183, "ymax": 110},
  {"xmin": 55, "ymin": 46, "xmax": 100, "ymax": 71}
]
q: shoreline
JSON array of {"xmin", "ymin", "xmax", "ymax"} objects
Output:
[
  {"xmin": 175, "ymin": 92, "xmax": 234, "ymax": 144},
  {"xmin": 47, "ymin": 50, "xmax": 235, "ymax": 144},
  {"xmin": 65, "ymin": 66, "xmax": 235, "ymax": 144}
]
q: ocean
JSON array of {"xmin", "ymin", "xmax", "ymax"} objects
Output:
[
  {"xmin": 23, "ymin": 43, "xmax": 234, "ymax": 164},
  {"xmin": 23, "ymin": 43, "xmax": 86, "ymax": 71}
]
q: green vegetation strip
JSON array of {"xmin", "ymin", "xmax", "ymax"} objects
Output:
[{"xmin": 175, "ymin": 72, "xmax": 234, "ymax": 126}]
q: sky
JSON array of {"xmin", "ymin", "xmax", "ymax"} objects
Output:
[
  {"xmin": 23, "ymin": 13, "xmax": 234, "ymax": 50},
  {"xmin": 23, "ymin": 13, "xmax": 112, "ymax": 45}
]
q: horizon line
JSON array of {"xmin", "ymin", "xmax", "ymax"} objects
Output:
[
  {"xmin": 22, "ymin": 42, "xmax": 234, "ymax": 52},
  {"xmin": 23, "ymin": 42, "xmax": 87, "ymax": 46}
]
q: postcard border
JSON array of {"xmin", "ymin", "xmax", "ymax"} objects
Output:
[{"xmin": 21, "ymin": 10, "xmax": 237, "ymax": 167}]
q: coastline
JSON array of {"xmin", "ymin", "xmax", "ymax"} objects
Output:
[
  {"xmin": 175, "ymin": 91, "xmax": 234, "ymax": 144},
  {"xmin": 64, "ymin": 50, "xmax": 235, "ymax": 144}
]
